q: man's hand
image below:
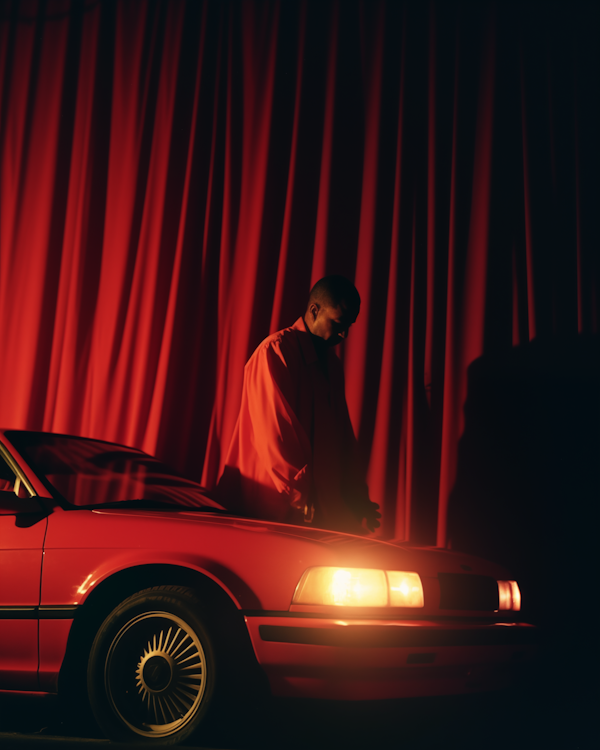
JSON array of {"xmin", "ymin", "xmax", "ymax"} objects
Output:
[{"xmin": 364, "ymin": 500, "xmax": 381, "ymax": 532}]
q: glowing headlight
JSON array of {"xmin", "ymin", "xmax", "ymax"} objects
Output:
[
  {"xmin": 292, "ymin": 567, "xmax": 424, "ymax": 608},
  {"xmin": 387, "ymin": 571, "xmax": 425, "ymax": 608},
  {"xmin": 497, "ymin": 580, "xmax": 521, "ymax": 611}
]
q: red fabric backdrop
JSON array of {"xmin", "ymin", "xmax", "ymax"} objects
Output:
[{"xmin": 0, "ymin": 0, "xmax": 598, "ymax": 545}]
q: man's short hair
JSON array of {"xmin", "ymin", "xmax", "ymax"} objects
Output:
[{"xmin": 308, "ymin": 275, "xmax": 361, "ymax": 311}]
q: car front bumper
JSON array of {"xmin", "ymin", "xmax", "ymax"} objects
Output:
[{"xmin": 244, "ymin": 615, "xmax": 539, "ymax": 700}]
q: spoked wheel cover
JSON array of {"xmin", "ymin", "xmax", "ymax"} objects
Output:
[{"xmin": 104, "ymin": 610, "xmax": 207, "ymax": 738}]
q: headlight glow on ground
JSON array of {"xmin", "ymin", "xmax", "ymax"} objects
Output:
[{"xmin": 293, "ymin": 567, "xmax": 424, "ymax": 607}]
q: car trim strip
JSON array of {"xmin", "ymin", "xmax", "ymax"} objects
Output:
[
  {"xmin": 0, "ymin": 606, "xmax": 78, "ymax": 620},
  {"xmin": 242, "ymin": 610, "xmax": 524, "ymax": 622},
  {"xmin": 258, "ymin": 624, "xmax": 540, "ymax": 648}
]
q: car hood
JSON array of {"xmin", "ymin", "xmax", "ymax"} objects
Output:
[{"xmin": 42, "ymin": 507, "xmax": 511, "ymax": 612}]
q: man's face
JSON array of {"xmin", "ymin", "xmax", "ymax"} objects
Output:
[{"xmin": 310, "ymin": 301, "xmax": 359, "ymax": 346}]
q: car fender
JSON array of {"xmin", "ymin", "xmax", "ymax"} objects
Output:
[{"xmin": 41, "ymin": 548, "xmax": 259, "ymax": 610}]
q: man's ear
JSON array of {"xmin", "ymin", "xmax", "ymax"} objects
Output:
[{"xmin": 309, "ymin": 302, "xmax": 319, "ymax": 321}]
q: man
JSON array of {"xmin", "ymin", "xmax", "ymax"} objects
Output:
[{"xmin": 218, "ymin": 275, "xmax": 380, "ymax": 534}]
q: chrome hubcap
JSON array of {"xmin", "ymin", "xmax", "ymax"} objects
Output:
[{"xmin": 105, "ymin": 611, "xmax": 207, "ymax": 738}]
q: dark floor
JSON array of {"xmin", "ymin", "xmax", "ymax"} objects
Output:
[{"xmin": 0, "ymin": 657, "xmax": 594, "ymax": 750}]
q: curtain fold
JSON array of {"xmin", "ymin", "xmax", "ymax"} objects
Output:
[{"xmin": 0, "ymin": 0, "xmax": 597, "ymax": 546}]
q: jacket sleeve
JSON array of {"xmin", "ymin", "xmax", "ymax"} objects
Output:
[{"xmin": 241, "ymin": 338, "xmax": 312, "ymax": 509}]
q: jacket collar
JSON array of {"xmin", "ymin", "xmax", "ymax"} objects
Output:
[{"xmin": 292, "ymin": 316, "xmax": 319, "ymax": 365}]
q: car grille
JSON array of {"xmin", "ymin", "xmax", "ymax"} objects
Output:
[{"xmin": 438, "ymin": 573, "xmax": 499, "ymax": 611}]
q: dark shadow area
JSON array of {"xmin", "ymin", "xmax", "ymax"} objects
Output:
[
  {"xmin": 0, "ymin": 681, "xmax": 593, "ymax": 749},
  {"xmin": 447, "ymin": 333, "xmax": 599, "ymax": 742},
  {"xmin": 448, "ymin": 335, "xmax": 599, "ymax": 611},
  {"xmin": 0, "ymin": 683, "xmax": 592, "ymax": 750}
]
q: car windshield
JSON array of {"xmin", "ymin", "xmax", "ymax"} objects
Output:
[{"xmin": 5, "ymin": 431, "xmax": 225, "ymax": 511}]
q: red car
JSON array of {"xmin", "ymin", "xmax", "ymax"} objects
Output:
[{"xmin": 0, "ymin": 430, "xmax": 537, "ymax": 746}]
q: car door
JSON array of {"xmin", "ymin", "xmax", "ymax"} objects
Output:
[{"xmin": 0, "ymin": 454, "xmax": 47, "ymax": 690}]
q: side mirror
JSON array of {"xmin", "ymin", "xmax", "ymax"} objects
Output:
[{"xmin": 0, "ymin": 490, "xmax": 43, "ymax": 515}]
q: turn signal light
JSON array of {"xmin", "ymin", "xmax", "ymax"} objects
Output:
[
  {"xmin": 497, "ymin": 580, "xmax": 521, "ymax": 611},
  {"xmin": 293, "ymin": 567, "xmax": 424, "ymax": 608}
]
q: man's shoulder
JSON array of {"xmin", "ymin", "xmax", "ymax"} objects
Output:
[
  {"xmin": 263, "ymin": 325, "xmax": 300, "ymax": 346},
  {"xmin": 249, "ymin": 319, "xmax": 306, "ymax": 362}
]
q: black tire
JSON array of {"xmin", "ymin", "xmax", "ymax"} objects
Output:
[{"xmin": 87, "ymin": 586, "xmax": 218, "ymax": 745}]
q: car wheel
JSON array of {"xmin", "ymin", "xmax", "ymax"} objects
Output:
[{"xmin": 87, "ymin": 586, "xmax": 217, "ymax": 745}]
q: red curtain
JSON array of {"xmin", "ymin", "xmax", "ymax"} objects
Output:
[{"xmin": 0, "ymin": 0, "xmax": 598, "ymax": 545}]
